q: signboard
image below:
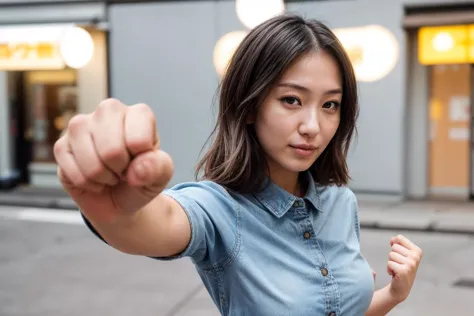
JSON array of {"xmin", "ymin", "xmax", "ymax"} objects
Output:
[
  {"xmin": 0, "ymin": 42, "xmax": 65, "ymax": 70},
  {"xmin": 0, "ymin": 24, "xmax": 74, "ymax": 70},
  {"xmin": 419, "ymin": 25, "xmax": 474, "ymax": 65}
]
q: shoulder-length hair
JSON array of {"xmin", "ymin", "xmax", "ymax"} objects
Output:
[{"xmin": 196, "ymin": 13, "xmax": 359, "ymax": 193}]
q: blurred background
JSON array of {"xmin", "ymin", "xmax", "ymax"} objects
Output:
[{"xmin": 0, "ymin": 0, "xmax": 473, "ymax": 315}]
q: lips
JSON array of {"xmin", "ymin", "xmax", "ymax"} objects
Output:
[
  {"xmin": 290, "ymin": 144, "xmax": 317, "ymax": 150},
  {"xmin": 290, "ymin": 144, "xmax": 318, "ymax": 158}
]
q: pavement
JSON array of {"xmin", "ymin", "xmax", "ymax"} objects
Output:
[
  {"xmin": 357, "ymin": 199, "xmax": 474, "ymax": 235},
  {"xmin": 1, "ymin": 185, "xmax": 473, "ymax": 235},
  {"xmin": 2, "ymin": 209, "xmax": 474, "ymax": 316}
]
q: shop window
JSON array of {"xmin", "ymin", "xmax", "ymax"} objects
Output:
[{"xmin": 25, "ymin": 70, "xmax": 77, "ymax": 163}]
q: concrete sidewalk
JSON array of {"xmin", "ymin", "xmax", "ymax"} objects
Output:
[
  {"xmin": 0, "ymin": 186, "xmax": 76, "ymax": 210},
  {"xmin": 1, "ymin": 186, "xmax": 473, "ymax": 234},
  {"xmin": 357, "ymin": 200, "xmax": 474, "ymax": 235}
]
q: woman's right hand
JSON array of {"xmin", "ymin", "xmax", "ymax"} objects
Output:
[{"xmin": 53, "ymin": 98, "xmax": 174, "ymax": 224}]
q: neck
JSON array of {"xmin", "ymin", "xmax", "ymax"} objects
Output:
[{"xmin": 268, "ymin": 169, "xmax": 302, "ymax": 197}]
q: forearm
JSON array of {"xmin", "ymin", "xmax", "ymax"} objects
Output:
[
  {"xmin": 366, "ymin": 285, "xmax": 401, "ymax": 316},
  {"xmin": 86, "ymin": 194, "xmax": 191, "ymax": 257}
]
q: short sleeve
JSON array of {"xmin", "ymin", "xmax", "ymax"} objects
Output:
[
  {"xmin": 81, "ymin": 181, "xmax": 239, "ymax": 270},
  {"xmin": 152, "ymin": 181, "xmax": 239, "ymax": 269}
]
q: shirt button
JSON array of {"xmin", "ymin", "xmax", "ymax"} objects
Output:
[
  {"xmin": 321, "ymin": 268, "xmax": 328, "ymax": 276},
  {"xmin": 294, "ymin": 200, "xmax": 304, "ymax": 208},
  {"xmin": 303, "ymin": 231, "xmax": 311, "ymax": 239}
]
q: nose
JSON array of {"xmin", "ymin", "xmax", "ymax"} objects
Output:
[{"xmin": 298, "ymin": 108, "xmax": 320, "ymax": 137}]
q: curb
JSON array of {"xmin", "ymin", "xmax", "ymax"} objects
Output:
[
  {"xmin": 0, "ymin": 199, "xmax": 77, "ymax": 210},
  {"xmin": 360, "ymin": 221, "xmax": 474, "ymax": 236},
  {"xmin": 2, "ymin": 200, "xmax": 474, "ymax": 235}
]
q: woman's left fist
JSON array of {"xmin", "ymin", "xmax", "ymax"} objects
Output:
[{"xmin": 387, "ymin": 234, "xmax": 423, "ymax": 303}]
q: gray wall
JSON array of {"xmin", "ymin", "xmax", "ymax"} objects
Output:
[
  {"xmin": 405, "ymin": 30, "xmax": 429, "ymax": 199},
  {"xmin": 108, "ymin": 0, "xmax": 469, "ymax": 194},
  {"xmin": 109, "ymin": 0, "xmax": 409, "ymax": 191},
  {"xmin": 0, "ymin": 1, "xmax": 106, "ymax": 25},
  {"xmin": 109, "ymin": 1, "xmax": 219, "ymax": 186},
  {"xmin": 288, "ymin": 0, "xmax": 407, "ymax": 195},
  {"xmin": 0, "ymin": 72, "xmax": 12, "ymax": 182}
]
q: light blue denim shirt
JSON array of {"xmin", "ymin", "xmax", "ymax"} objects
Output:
[
  {"xmin": 158, "ymin": 171, "xmax": 374, "ymax": 315},
  {"xmin": 84, "ymin": 171, "xmax": 374, "ymax": 315}
]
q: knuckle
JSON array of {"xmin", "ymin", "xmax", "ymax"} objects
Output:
[
  {"xmin": 95, "ymin": 98, "xmax": 125, "ymax": 116},
  {"xmin": 132, "ymin": 103, "xmax": 156, "ymax": 122},
  {"xmin": 99, "ymin": 98, "xmax": 123, "ymax": 109},
  {"xmin": 53, "ymin": 137, "xmax": 65, "ymax": 158},
  {"xmin": 418, "ymin": 248, "xmax": 423, "ymax": 258},
  {"xmin": 67, "ymin": 114, "xmax": 89, "ymax": 136},
  {"xmin": 72, "ymin": 174, "xmax": 88, "ymax": 188},
  {"xmin": 133, "ymin": 102, "xmax": 153, "ymax": 114},
  {"xmin": 100, "ymin": 145, "xmax": 127, "ymax": 163},
  {"xmin": 127, "ymin": 137, "xmax": 152, "ymax": 151},
  {"xmin": 83, "ymin": 165, "xmax": 104, "ymax": 180}
]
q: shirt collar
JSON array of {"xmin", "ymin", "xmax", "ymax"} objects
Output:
[{"xmin": 253, "ymin": 171, "xmax": 323, "ymax": 218}]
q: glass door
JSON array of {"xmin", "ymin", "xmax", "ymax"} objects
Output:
[{"xmin": 428, "ymin": 64, "xmax": 471, "ymax": 200}]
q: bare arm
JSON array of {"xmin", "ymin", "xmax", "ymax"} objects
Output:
[
  {"xmin": 366, "ymin": 286, "xmax": 399, "ymax": 316},
  {"xmin": 54, "ymin": 99, "xmax": 193, "ymax": 258},
  {"xmin": 85, "ymin": 193, "xmax": 191, "ymax": 258},
  {"xmin": 366, "ymin": 235, "xmax": 423, "ymax": 316}
]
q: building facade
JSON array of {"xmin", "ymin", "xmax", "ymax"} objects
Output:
[
  {"xmin": 0, "ymin": 0, "xmax": 109, "ymax": 188},
  {"xmin": 0, "ymin": 0, "xmax": 472, "ymax": 203}
]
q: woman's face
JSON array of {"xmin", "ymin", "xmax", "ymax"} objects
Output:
[{"xmin": 253, "ymin": 50, "xmax": 342, "ymax": 180}]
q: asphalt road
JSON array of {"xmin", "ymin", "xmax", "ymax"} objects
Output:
[{"xmin": 1, "ymin": 206, "xmax": 473, "ymax": 316}]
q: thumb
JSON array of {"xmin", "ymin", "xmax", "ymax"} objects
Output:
[
  {"xmin": 111, "ymin": 149, "xmax": 174, "ymax": 214},
  {"xmin": 127, "ymin": 149, "xmax": 174, "ymax": 189}
]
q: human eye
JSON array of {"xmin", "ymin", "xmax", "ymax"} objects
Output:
[
  {"xmin": 280, "ymin": 96, "xmax": 302, "ymax": 106},
  {"xmin": 322, "ymin": 101, "xmax": 340, "ymax": 110}
]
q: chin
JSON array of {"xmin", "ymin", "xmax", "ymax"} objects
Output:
[{"xmin": 281, "ymin": 159, "xmax": 316, "ymax": 173}]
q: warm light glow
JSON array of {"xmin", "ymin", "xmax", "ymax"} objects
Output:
[
  {"xmin": 333, "ymin": 25, "xmax": 399, "ymax": 82},
  {"xmin": 213, "ymin": 31, "xmax": 247, "ymax": 77},
  {"xmin": 59, "ymin": 26, "xmax": 94, "ymax": 69},
  {"xmin": 236, "ymin": 0, "xmax": 285, "ymax": 29},
  {"xmin": 432, "ymin": 32, "xmax": 455, "ymax": 52}
]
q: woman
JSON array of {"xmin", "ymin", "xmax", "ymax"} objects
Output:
[{"xmin": 54, "ymin": 13, "xmax": 422, "ymax": 316}]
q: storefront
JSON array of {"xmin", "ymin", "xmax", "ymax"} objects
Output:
[
  {"xmin": 1, "ymin": 0, "xmax": 471, "ymax": 202},
  {"xmin": 404, "ymin": 2, "xmax": 474, "ymax": 201},
  {"xmin": 0, "ymin": 0, "xmax": 109, "ymax": 189}
]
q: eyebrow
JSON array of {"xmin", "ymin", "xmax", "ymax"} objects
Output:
[{"xmin": 276, "ymin": 82, "xmax": 342, "ymax": 95}]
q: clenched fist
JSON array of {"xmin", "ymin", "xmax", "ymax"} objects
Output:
[
  {"xmin": 53, "ymin": 99, "xmax": 174, "ymax": 224},
  {"xmin": 387, "ymin": 235, "xmax": 423, "ymax": 303}
]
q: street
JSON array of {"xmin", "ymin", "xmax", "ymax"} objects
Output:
[{"xmin": 1, "ymin": 206, "xmax": 473, "ymax": 316}]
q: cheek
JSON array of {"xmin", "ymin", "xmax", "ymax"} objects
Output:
[
  {"xmin": 255, "ymin": 106, "xmax": 290, "ymax": 144},
  {"xmin": 322, "ymin": 115, "xmax": 341, "ymax": 139},
  {"xmin": 255, "ymin": 119, "xmax": 281, "ymax": 150}
]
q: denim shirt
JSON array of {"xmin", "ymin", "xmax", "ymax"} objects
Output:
[
  {"xmin": 157, "ymin": 172, "xmax": 374, "ymax": 316},
  {"xmin": 84, "ymin": 172, "xmax": 374, "ymax": 316}
]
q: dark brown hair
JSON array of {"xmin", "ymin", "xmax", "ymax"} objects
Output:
[{"xmin": 196, "ymin": 13, "xmax": 359, "ymax": 193}]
